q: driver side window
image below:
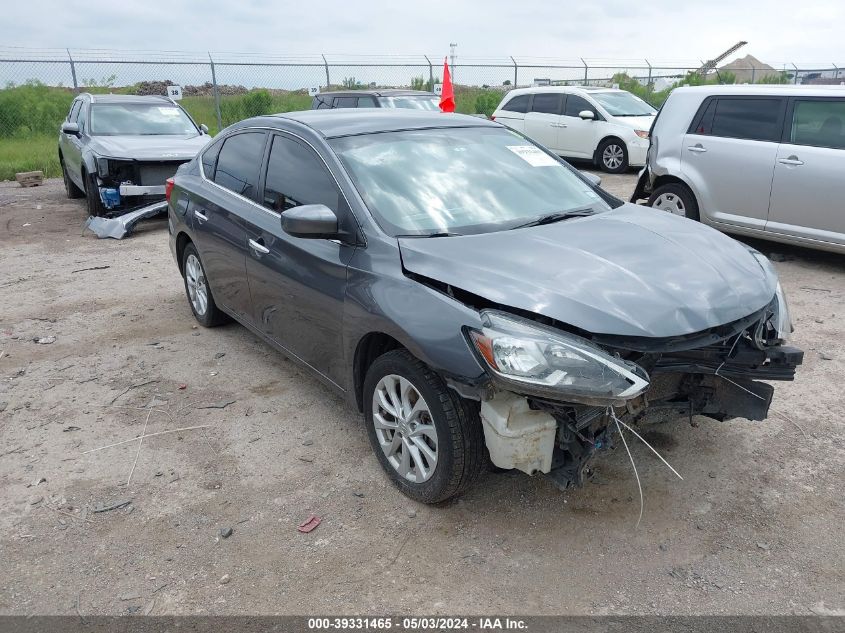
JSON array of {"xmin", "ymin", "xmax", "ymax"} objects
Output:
[{"xmin": 262, "ymin": 135, "xmax": 341, "ymax": 214}]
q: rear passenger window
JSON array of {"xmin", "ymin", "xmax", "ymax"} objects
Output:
[
  {"xmin": 790, "ymin": 99, "xmax": 845, "ymax": 150},
  {"xmin": 212, "ymin": 132, "xmax": 265, "ymax": 198},
  {"xmin": 334, "ymin": 97, "xmax": 358, "ymax": 108},
  {"xmin": 357, "ymin": 96, "xmax": 377, "ymax": 107},
  {"xmin": 531, "ymin": 94, "xmax": 561, "ymax": 115},
  {"xmin": 709, "ymin": 98, "xmax": 783, "ymax": 142},
  {"xmin": 262, "ymin": 135, "xmax": 340, "ymax": 213},
  {"xmin": 564, "ymin": 95, "xmax": 593, "ymax": 117},
  {"xmin": 201, "ymin": 140, "xmax": 222, "ymax": 178},
  {"xmin": 502, "ymin": 95, "xmax": 530, "ymax": 113}
]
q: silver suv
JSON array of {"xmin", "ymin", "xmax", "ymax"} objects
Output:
[{"xmin": 631, "ymin": 85, "xmax": 845, "ymax": 254}]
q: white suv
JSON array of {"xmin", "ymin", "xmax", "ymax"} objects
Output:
[
  {"xmin": 491, "ymin": 86, "xmax": 655, "ymax": 172},
  {"xmin": 631, "ymin": 85, "xmax": 845, "ymax": 254}
]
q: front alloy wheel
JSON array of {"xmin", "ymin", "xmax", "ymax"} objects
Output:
[
  {"xmin": 373, "ymin": 374, "xmax": 439, "ymax": 483},
  {"xmin": 647, "ymin": 183, "xmax": 700, "ymax": 221},
  {"xmin": 598, "ymin": 139, "xmax": 628, "ymax": 173},
  {"xmin": 363, "ymin": 350, "xmax": 484, "ymax": 503}
]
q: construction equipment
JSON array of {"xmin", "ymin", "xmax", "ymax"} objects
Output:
[{"xmin": 696, "ymin": 41, "xmax": 748, "ymax": 77}]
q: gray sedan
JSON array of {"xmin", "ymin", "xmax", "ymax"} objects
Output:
[
  {"xmin": 167, "ymin": 110, "xmax": 802, "ymax": 503},
  {"xmin": 58, "ymin": 93, "xmax": 210, "ymax": 216}
]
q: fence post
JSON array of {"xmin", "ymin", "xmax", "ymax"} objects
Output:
[
  {"xmin": 644, "ymin": 58, "xmax": 652, "ymax": 98},
  {"xmin": 424, "ymin": 55, "xmax": 433, "ymax": 91},
  {"xmin": 510, "ymin": 56, "xmax": 518, "ymax": 88},
  {"xmin": 66, "ymin": 49, "xmax": 78, "ymax": 92},
  {"xmin": 322, "ymin": 55, "xmax": 331, "ymax": 89},
  {"xmin": 833, "ymin": 63, "xmax": 839, "ymax": 82},
  {"xmin": 581, "ymin": 58, "xmax": 588, "ymax": 84},
  {"xmin": 792, "ymin": 63, "xmax": 799, "ymax": 85},
  {"xmin": 208, "ymin": 53, "xmax": 223, "ymax": 132}
]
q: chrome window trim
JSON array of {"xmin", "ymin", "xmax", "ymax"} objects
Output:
[{"xmin": 197, "ymin": 125, "xmax": 360, "ymax": 229}]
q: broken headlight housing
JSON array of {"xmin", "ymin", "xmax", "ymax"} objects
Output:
[
  {"xmin": 467, "ymin": 310, "xmax": 650, "ymax": 405},
  {"xmin": 748, "ymin": 249, "xmax": 793, "ymax": 342}
]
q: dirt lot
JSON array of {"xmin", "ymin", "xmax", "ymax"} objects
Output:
[{"xmin": 0, "ymin": 174, "xmax": 843, "ymax": 617}]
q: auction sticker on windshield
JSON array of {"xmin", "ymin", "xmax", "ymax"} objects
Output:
[{"xmin": 506, "ymin": 145, "xmax": 559, "ymax": 167}]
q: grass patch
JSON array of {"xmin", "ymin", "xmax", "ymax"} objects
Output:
[
  {"xmin": 0, "ymin": 136, "xmax": 60, "ymax": 181},
  {"xmin": 0, "ymin": 83, "xmax": 509, "ymax": 181}
]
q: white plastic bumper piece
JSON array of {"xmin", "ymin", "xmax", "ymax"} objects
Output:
[{"xmin": 480, "ymin": 391, "xmax": 558, "ymax": 475}]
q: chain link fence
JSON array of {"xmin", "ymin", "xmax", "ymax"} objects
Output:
[{"xmin": 1, "ymin": 47, "xmax": 843, "ymax": 178}]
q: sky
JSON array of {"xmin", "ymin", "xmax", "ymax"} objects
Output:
[{"xmin": 1, "ymin": 0, "xmax": 841, "ymax": 66}]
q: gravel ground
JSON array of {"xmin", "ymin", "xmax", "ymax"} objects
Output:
[{"xmin": 0, "ymin": 174, "xmax": 843, "ymax": 617}]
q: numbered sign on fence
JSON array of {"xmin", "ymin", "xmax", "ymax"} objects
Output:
[{"xmin": 167, "ymin": 85, "xmax": 183, "ymax": 101}]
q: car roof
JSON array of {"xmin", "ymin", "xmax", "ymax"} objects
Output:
[
  {"xmin": 673, "ymin": 84, "xmax": 845, "ymax": 98},
  {"xmin": 253, "ymin": 109, "xmax": 496, "ymax": 138},
  {"xmin": 504, "ymin": 85, "xmax": 622, "ymax": 98},
  {"xmin": 79, "ymin": 93, "xmax": 176, "ymax": 104},
  {"xmin": 317, "ymin": 89, "xmax": 436, "ymax": 98}
]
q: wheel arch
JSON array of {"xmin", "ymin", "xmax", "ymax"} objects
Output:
[
  {"xmin": 353, "ymin": 332, "xmax": 406, "ymax": 412},
  {"xmin": 593, "ymin": 135, "xmax": 627, "ymax": 163},
  {"xmin": 175, "ymin": 231, "xmax": 193, "ymax": 275},
  {"xmin": 651, "ymin": 174, "xmax": 699, "ymax": 206}
]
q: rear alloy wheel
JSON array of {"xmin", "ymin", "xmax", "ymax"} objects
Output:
[
  {"xmin": 598, "ymin": 139, "xmax": 628, "ymax": 173},
  {"xmin": 363, "ymin": 350, "xmax": 484, "ymax": 503},
  {"xmin": 648, "ymin": 183, "xmax": 700, "ymax": 221},
  {"xmin": 61, "ymin": 158, "xmax": 84, "ymax": 199},
  {"xmin": 181, "ymin": 243, "xmax": 227, "ymax": 327}
]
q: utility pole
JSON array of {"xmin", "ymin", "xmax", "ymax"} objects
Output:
[{"xmin": 449, "ymin": 42, "xmax": 457, "ymax": 83}]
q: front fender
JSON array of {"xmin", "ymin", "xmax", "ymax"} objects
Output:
[{"xmin": 342, "ymin": 240, "xmax": 487, "ymax": 406}]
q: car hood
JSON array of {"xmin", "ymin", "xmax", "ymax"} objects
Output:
[
  {"xmin": 88, "ymin": 134, "xmax": 210, "ymax": 160},
  {"xmin": 398, "ymin": 204, "xmax": 777, "ymax": 338},
  {"xmin": 611, "ymin": 114, "xmax": 655, "ymax": 132}
]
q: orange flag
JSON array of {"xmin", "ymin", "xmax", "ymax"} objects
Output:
[{"xmin": 439, "ymin": 57, "xmax": 455, "ymax": 113}]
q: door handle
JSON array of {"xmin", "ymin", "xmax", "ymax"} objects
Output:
[
  {"xmin": 778, "ymin": 156, "xmax": 804, "ymax": 166},
  {"xmin": 687, "ymin": 145, "xmax": 707, "ymax": 153},
  {"xmin": 194, "ymin": 209, "xmax": 208, "ymax": 222},
  {"xmin": 550, "ymin": 123, "xmax": 567, "ymax": 128},
  {"xmin": 248, "ymin": 238, "xmax": 269, "ymax": 255}
]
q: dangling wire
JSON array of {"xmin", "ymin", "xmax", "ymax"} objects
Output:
[
  {"xmin": 611, "ymin": 415, "xmax": 684, "ymax": 481},
  {"xmin": 610, "ymin": 407, "xmax": 643, "ymax": 528}
]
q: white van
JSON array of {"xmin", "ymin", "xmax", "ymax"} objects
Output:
[{"xmin": 491, "ymin": 86, "xmax": 655, "ymax": 172}]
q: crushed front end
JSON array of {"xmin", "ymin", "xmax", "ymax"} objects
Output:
[
  {"xmin": 466, "ymin": 292, "xmax": 802, "ymax": 490},
  {"xmin": 94, "ymin": 158, "xmax": 189, "ymax": 214}
]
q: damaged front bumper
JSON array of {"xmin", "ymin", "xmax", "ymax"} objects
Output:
[
  {"xmin": 94, "ymin": 157, "xmax": 187, "ymax": 212},
  {"xmin": 474, "ymin": 307, "xmax": 803, "ymax": 490}
]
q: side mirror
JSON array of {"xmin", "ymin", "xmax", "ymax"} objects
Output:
[
  {"xmin": 578, "ymin": 110, "xmax": 595, "ymax": 121},
  {"xmin": 580, "ymin": 171, "xmax": 602, "ymax": 187},
  {"xmin": 62, "ymin": 121, "xmax": 80, "ymax": 136},
  {"xmin": 199, "ymin": 123, "xmax": 209, "ymax": 134},
  {"xmin": 282, "ymin": 204, "xmax": 339, "ymax": 239}
]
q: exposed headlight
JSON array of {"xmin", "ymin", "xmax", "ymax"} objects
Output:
[
  {"xmin": 747, "ymin": 249, "xmax": 792, "ymax": 342},
  {"xmin": 96, "ymin": 157, "xmax": 110, "ymax": 178},
  {"xmin": 634, "ymin": 130, "xmax": 649, "ymax": 139},
  {"xmin": 467, "ymin": 311, "xmax": 649, "ymax": 405},
  {"xmin": 773, "ymin": 281, "xmax": 792, "ymax": 341}
]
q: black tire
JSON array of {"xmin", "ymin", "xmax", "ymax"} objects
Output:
[
  {"xmin": 363, "ymin": 349, "xmax": 484, "ymax": 504},
  {"xmin": 61, "ymin": 156, "xmax": 84, "ymax": 199},
  {"xmin": 181, "ymin": 243, "xmax": 228, "ymax": 327},
  {"xmin": 83, "ymin": 169, "xmax": 107, "ymax": 217},
  {"xmin": 597, "ymin": 138, "xmax": 629, "ymax": 173},
  {"xmin": 648, "ymin": 182, "xmax": 700, "ymax": 221}
]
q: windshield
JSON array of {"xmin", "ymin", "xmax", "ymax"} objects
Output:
[
  {"xmin": 90, "ymin": 104, "xmax": 198, "ymax": 136},
  {"xmin": 330, "ymin": 127, "xmax": 609, "ymax": 236},
  {"xmin": 591, "ymin": 91, "xmax": 656, "ymax": 117},
  {"xmin": 377, "ymin": 96, "xmax": 440, "ymax": 111}
]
